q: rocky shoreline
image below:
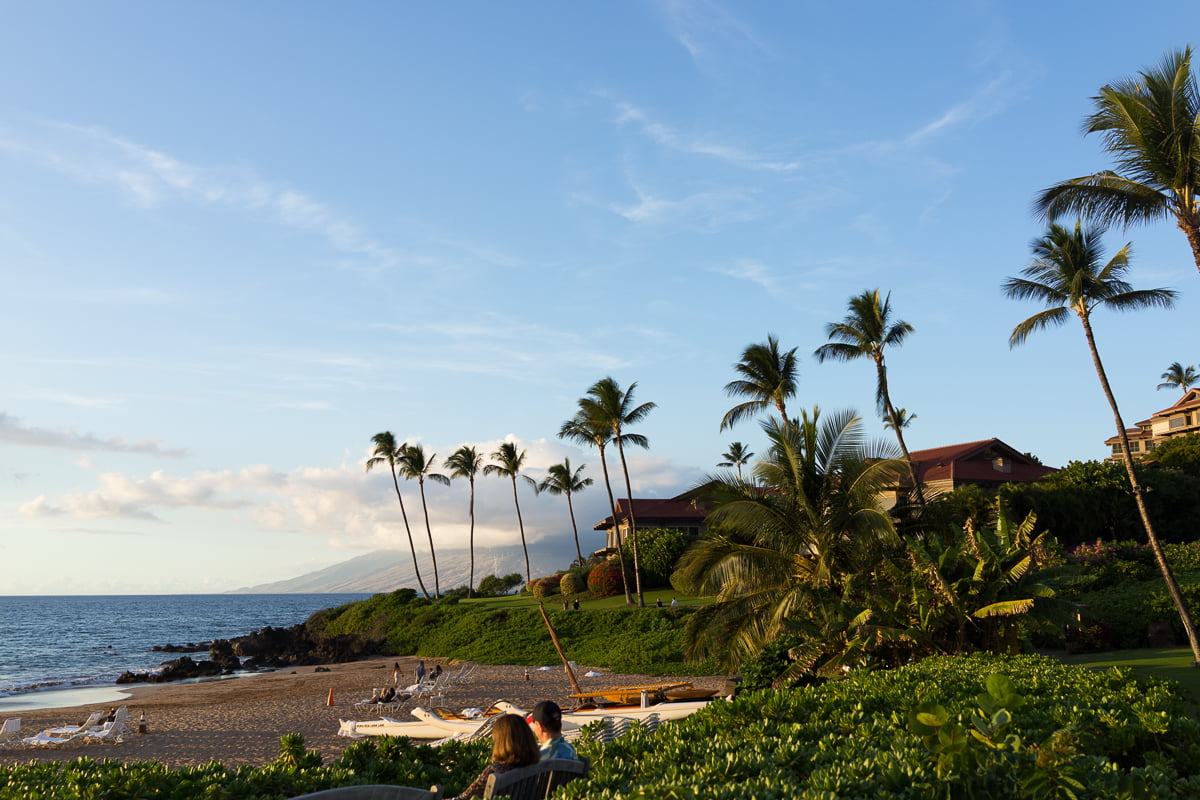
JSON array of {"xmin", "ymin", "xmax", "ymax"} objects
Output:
[{"xmin": 117, "ymin": 625, "xmax": 380, "ymax": 685}]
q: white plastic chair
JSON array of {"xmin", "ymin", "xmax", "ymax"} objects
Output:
[{"xmin": 0, "ymin": 718, "xmax": 20, "ymax": 744}]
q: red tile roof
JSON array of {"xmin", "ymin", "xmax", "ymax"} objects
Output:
[
  {"xmin": 900, "ymin": 438, "xmax": 1056, "ymax": 486},
  {"xmin": 593, "ymin": 497, "xmax": 707, "ymax": 530}
]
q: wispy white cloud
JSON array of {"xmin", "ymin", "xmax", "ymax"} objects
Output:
[
  {"xmin": 605, "ymin": 95, "xmax": 802, "ymax": 172},
  {"xmin": 609, "ymin": 180, "xmax": 759, "ymax": 228},
  {"xmin": 712, "ymin": 258, "xmax": 778, "ymax": 293},
  {"xmin": 0, "ymin": 412, "xmax": 189, "ymax": 456},
  {"xmin": 653, "ymin": 0, "xmax": 771, "ymax": 66},
  {"xmin": 0, "ymin": 119, "xmax": 402, "ymax": 273}
]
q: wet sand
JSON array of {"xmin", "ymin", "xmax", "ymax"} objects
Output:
[{"xmin": 0, "ymin": 656, "xmax": 726, "ymax": 769}]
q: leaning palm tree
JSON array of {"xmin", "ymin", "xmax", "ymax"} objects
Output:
[
  {"xmin": 559, "ymin": 412, "xmax": 632, "ymax": 603},
  {"xmin": 674, "ymin": 409, "xmax": 903, "ymax": 671},
  {"xmin": 484, "ymin": 441, "xmax": 533, "ymax": 585},
  {"xmin": 1158, "ymin": 362, "xmax": 1198, "ymax": 391},
  {"xmin": 577, "ymin": 377, "xmax": 656, "ymax": 607},
  {"xmin": 444, "ymin": 445, "xmax": 484, "ymax": 598},
  {"xmin": 398, "ymin": 443, "xmax": 450, "ymax": 598},
  {"xmin": 721, "ymin": 335, "xmax": 800, "ymax": 430},
  {"xmin": 364, "ymin": 431, "xmax": 430, "ymax": 600},
  {"xmin": 1003, "ymin": 221, "xmax": 1199, "ymax": 663},
  {"xmin": 538, "ymin": 458, "xmax": 594, "ymax": 567},
  {"xmin": 717, "ymin": 441, "xmax": 755, "ymax": 480},
  {"xmin": 1035, "ymin": 47, "xmax": 1200, "ymax": 277},
  {"xmin": 814, "ymin": 289, "xmax": 923, "ymax": 506}
]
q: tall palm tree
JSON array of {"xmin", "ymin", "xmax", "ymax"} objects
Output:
[
  {"xmin": 717, "ymin": 441, "xmax": 755, "ymax": 480},
  {"xmin": 1003, "ymin": 221, "xmax": 1199, "ymax": 663},
  {"xmin": 559, "ymin": 412, "xmax": 632, "ymax": 603},
  {"xmin": 364, "ymin": 431, "xmax": 430, "ymax": 600},
  {"xmin": 814, "ymin": 289, "xmax": 923, "ymax": 506},
  {"xmin": 721, "ymin": 335, "xmax": 800, "ymax": 430},
  {"xmin": 484, "ymin": 441, "xmax": 533, "ymax": 585},
  {"xmin": 1158, "ymin": 362, "xmax": 1198, "ymax": 391},
  {"xmin": 397, "ymin": 443, "xmax": 450, "ymax": 598},
  {"xmin": 538, "ymin": 458, "xmax": 593, "ymax": 567},
  {"xmin": 674, "ymin": 409, "xmax": 903, "ymax": 671},
  {"xmin": 444, "ymin": 445, "xmax": 484, "ymax": 598},
  {"xmin": 578, "ymin": 377, "xmax": 656, "ymax": 607},
  {"xmin": 1035, "ymin": 48, "xmax": 1200, "ymax": 277}
]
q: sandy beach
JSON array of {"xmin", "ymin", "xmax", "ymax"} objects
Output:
[{"xmin": 0, "ymin": 656, "xmax": 727, "ymax": 770}]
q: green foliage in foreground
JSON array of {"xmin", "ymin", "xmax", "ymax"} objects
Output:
[
  {"xmin": 0, "ymin": 736, "xmax": 490, "ymax": 800},
  {"xmin": 5, "ymin": 655, "xmax": 1199, "ymax": 799},
  {"xmin": 560, "ymin": 653, "xmax": 1200, "ymax": 799},
  {"xmin": 307, "ymin": 589, "xmax": 720, "ymax": 675}
]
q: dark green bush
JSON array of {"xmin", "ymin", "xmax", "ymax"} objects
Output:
[{"xmin": 559, "ymin": 653, "xmax": 1200, "ymax": 799}]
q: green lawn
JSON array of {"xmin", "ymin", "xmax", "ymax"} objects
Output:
[
  {"xmin": 1058, "ymin": 647, "xmax": 1200, "ymax": 701},
  {"xmin": 460, "ymin": 587, "xmax": 711, "ymax": 611}
]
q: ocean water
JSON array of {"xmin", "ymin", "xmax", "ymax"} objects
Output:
[{"xmin": 0, "ymin": 594, "xmax": 369, "ymax": 709}]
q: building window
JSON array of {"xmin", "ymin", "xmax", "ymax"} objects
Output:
[
  {"xmin": 1129, "ymin": 441, "xmax": 1140, "ymax": 451},
  {"xmin": 1146, "ymin": 440, "xmax": 1158, "ymax": 450},
  {"xmin": 1170, "ymin": 416, "xmax": 1187, "ymax": 430},
  {"xmin": 1111, "ymin": 443, "xmax": 1123, "ymax": 454}
]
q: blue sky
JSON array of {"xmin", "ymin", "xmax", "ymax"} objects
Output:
[{"xmin": 2, "ymin": 2, "xmax": 1197, "ymax": 594}]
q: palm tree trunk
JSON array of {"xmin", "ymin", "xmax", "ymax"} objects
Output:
[
  {"xmin": 1082, "ymin": 315, "xmax": 1200, "ymax": 664},
  {"xmin": 565, "ymin": 490, "xmax": 584, "ymax": 567},
  {"xmin": 417, "ymin": 478, "xmax": 440, "ymax": 598},
  {"xmin": 615, "ymin": 436, "xmax": 645, "ymax": 607},
  {"xmin": 877, "ymin": 358, "xmax": 925, "ymax": 508},
  {"xmin": 391, "ymin": 472, "xmax": 430, "ymax": 600},
  {"xmin": 509, "ymin": 476, "xmax": 531, "ymax": 585},
  {"xmin": 598, "ymin": 445, "xmax": 632, "ymax": 604},
  {"xmin": 1177, "ymin": 214, "xmax": 1200, "ymax": 276},
  {"xmin": 467, "ymin": 478, "xmax": 476, "ymax": 599}
]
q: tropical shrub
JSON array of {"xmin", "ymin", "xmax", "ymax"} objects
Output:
[
  {"xmin": 559, "ymin": 571, "xmax": 586, "ymax": 596},
  {"xmin": 559, "ymin": 653, "xmax": 1200, "ymax": 799},
  {"xmin": 529, "ymin": 574, "xmax": 563, "ymax": 600},
  {"xmin": 620, "ymin": 527, "xmax": 695, "ymax": 587},
  {"xmin": 587, "ymin": 560, "xmax": 623, "ymax": 598}
]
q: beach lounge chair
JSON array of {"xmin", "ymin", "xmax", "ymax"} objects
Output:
[
  {"xmin": 41, "ymin": 710, "xmax": 105, "ymax": 736},
  {"xmin": 0, "ymin": 718, "xmax": 20, "ymax": 744},
  {"xmin": 482, "ymin": 757, "xmax": 589, "ymax": 800},
  {"xmin": 289, "ymin": 785, "xmax": 442, "ymax": 800}
]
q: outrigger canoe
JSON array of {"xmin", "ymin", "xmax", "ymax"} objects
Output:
[
  {"xmin": 337, "ymin": 717, "xmax": 448, "ymax": 739},
  {"xmin": 494, "ymin": 698, "xmax": 713, "ymax": 723},
  {"xmin": 568, "ymin": 682, "xmax": 720, "ymax": 705},
  {"xmin": 409, "ymin": 703, "xmax": 514, "ymax": 736}
]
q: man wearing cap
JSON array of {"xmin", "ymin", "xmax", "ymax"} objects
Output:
[{"xmin": 530, "ymin": 700, "xmax": 578, "ymax": 761}]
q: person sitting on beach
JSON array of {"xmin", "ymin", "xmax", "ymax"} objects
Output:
[
  {"xmin": 377, "ymin": 686, "xmax": 395, "ymax": 703},
  {"xmin": 453, "ymin": 714, "xmax": 540, "ymax": 799},
  {"xmin": 430, "ymin": 664, "xmax": 443, "ymax": 681},
  {"xmin": 530, "ymin": 700, "xmax": 578, "ymax": 761}
]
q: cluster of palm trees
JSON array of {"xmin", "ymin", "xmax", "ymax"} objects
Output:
[
  {"xmin": 1012, "ymin": 45, "xmax": 1200, "ymax": 664},
  {"xmin": 684, "ymin": 44, "xmax": 1200, "ymax": 672},
  {"xmin": 366, "ymin": 377, "xmax": 655, "ymax": 605}
]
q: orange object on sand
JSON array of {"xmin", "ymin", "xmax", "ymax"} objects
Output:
[{"xmin": 326, "ymin": 688, "xmax": 334, "ymax": 707}]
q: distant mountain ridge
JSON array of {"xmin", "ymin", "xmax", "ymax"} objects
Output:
[{"xmin": 229, "ymin": 545, "xmax": 575, "ymax": 594}]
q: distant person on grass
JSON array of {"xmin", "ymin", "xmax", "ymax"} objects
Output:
[
  {"xmin": 454, "ymin": 714, "xmax": 540, "ymax": 799},
  {"xmin": 531, "ymin": 700, "xmax": 578, "ymax": 761}
]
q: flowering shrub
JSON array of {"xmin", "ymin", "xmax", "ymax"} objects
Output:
[
  {"xmin": 559, "ymin": 571, "xmax": 586, "ymax": 596},
  {"xmin": 530, "ymin": 574, "xmax": 563, "ymax": 600},
  {"xmin": 1066, "ymin": 539, "xmax": 1151, "ymax": 566},
  {"xmin": 587, "ymin": 561, "xmax": 623, "ymax": 598}
]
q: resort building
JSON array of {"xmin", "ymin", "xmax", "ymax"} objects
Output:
[
  {"xmin": 593, "ymin": 494, "xmax": 709, "ymax": 552},
  {"xmin": 879, "ymin": 438, "xmax": 1057, "ymax": 509},
  {"xmin": 1104, "ymin": 389, "xmax": 1200, "ymax": 460}
]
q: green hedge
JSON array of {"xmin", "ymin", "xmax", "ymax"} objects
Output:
[
  {"xmin": 561, "ymin": 653, "xmax": 1200, "ymax": 799},
  {"xmin": 308, "ymin": 590, "xmax": 719, "ymax": 675}
]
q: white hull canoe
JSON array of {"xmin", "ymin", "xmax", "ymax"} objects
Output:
[
  {"xmin": 409, "ymin": 704, "xmax": 521, "ymax": 735},
  {"xmin": 494, "ymin": 699, "xmax": 712, "ymax": 723},
  {"xmin": 337, "ymin": 717, "xmax": 448, "ymax": 739}
]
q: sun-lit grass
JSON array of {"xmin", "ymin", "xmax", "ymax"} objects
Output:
[
  {"xmin": 460, "ymin": 587, "xmax": 711, "ymax": 610},
  {"xmin": 1058, "ymin": 646, "xmax": 1200, "ymax": 701}
]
